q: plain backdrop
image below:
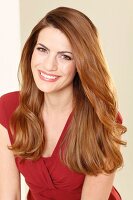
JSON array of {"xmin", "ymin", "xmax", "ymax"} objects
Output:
[{"xmin": 0, "ymin": 0, "xmax": 132, "ymax": 199}]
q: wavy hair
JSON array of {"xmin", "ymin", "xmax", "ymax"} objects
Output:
[{"xmin": 10, "ymin": 7, "xmax": 126, "ymax": 175}]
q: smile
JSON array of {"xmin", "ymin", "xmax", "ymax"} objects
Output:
[
  {"xmin": 38, "ymin": 70, "xmax": 60, "ymax": 82},
  {"xmin": 41, "ymin": 72, "xmax": 57, "ymax": 79}
]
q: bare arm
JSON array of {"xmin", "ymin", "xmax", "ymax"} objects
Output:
[
  {"xmin": 0, "ymin": 124, "xmax": 21, "ymax": 200},
  {"xmin": 81, "ymin": 172, "xmax": 115, "ymax": 200}
]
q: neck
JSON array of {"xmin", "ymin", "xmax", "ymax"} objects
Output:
[{"xmin": 43, "ymin": 89, "xmax": 74, "ymax": 116}]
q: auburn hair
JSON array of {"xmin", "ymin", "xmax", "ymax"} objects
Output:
[{"xmin": 10, "ymin": 7, "xmax": 127, "ymax": 175}]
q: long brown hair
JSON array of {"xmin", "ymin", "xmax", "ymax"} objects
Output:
[{"xmin": 10, "ymin": 7, "xmax": 126, "ymax": 175}]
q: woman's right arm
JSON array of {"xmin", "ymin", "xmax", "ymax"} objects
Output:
[{"xmin": 0, "ymin": 124, "xmax": 21, "ymax": 200}]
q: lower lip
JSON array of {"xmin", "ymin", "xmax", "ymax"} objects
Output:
[{"xmin": 38, "ymin": 71, "xmax": 60, "ymax": 82}]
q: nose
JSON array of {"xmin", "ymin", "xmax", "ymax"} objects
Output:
[{"xmin": 43, "ymin": 54, "xmax": 58, "ymax": 71}]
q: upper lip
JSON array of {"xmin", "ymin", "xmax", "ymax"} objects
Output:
[{"xmin": 38, "ymin": 70, "xmax": 60, "ymax": 77}]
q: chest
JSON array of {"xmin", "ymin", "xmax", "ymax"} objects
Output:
[
  {"xmin": 42, "ymin": 117, "xmax": 68, "ymax": 157},
  {"xmin": 16, "ymin": 155, "xmax": 85, "ymax": 194}
]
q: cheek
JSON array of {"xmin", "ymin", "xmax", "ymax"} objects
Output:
[
  {"xmin": 61, "ymin": 63, "xmax": 76, "ymax": 76},
  {"xmin": 31, "ymin": 51, "xmax": 43, "ymax": 68}
]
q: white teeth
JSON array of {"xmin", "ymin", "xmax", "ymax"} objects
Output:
[{"xmin": 40, "ymin": 72, "xmax": 57, "ymax": 79}]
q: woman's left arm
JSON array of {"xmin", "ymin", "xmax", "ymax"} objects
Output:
[{"xmin": 81, "ymin": 172, "xmax": 115, "ymax": 200}]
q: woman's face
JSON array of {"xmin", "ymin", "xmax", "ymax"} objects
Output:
[{"xmin": 31, "ymin": 26, "xmax": 76, "ymax": 94}]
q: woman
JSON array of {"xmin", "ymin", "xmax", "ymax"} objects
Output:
[{"xmin": 0, "ymin": 7, "xmax": 126, "ymax": 200}]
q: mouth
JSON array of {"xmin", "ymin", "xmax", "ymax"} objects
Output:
[{"xmin": 38, "ymin": 70, "xmax": 60, "ymax": 82}]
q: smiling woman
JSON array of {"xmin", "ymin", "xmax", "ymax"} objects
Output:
[{"xmin": 0, "ymin": 6, "xmax": 126, "ymax": 200}]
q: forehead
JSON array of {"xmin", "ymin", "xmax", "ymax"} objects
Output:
[{"xmin": 37, "ymin": 27, "xmax": 72, "ymax": 52}]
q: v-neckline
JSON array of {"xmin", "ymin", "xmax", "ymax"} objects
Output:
[{"xmin": 41, "ymin": 111, "xmax": 73, "ymax": 160}]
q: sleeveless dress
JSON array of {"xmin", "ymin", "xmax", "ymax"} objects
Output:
[{"xmin": 0, "ymin": 91, "xmax": 122, "ymax": 200}]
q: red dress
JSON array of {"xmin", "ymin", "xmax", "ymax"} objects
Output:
[{"xmin": 0, "ymin": 91, "xmax": 122, "ymax": 200}]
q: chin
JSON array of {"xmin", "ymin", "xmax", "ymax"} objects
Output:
[{"xmin": 35, "ymin": 85, "xmax": 55, "ymax": 94}]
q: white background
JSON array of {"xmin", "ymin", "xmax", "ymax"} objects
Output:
[{"xmin": 0, "ymin": 0, "xmax": 132, "ymax": 199}]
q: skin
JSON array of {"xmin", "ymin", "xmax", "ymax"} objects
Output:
[
  {"xmin": 0, "ymin": 124, "xmax": 21, "ymax": 200},
  {"xmin": 0, "ymin": 26, "xmax": 115, "ymax": 199}
]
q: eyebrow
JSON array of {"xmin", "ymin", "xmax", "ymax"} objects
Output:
[{"xmin": 37, "ymin": 43, "xmax": 73, "ymax": 55}]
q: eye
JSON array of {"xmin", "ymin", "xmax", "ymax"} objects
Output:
[
  {"xmin": 36, "ymin": 47, "xmax": 47, "ymax": 53},
  {"xmin": 61, "ymin": 54, "xmax": 72, "ymax": 60}
]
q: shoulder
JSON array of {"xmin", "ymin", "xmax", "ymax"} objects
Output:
[
  {"xmin": 0, "ymin": 91, "xmax": 20, "ymax": 128},
  {"xmin": 0, "ymin": 91, "xmax": 20, "ymax": 104}
]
